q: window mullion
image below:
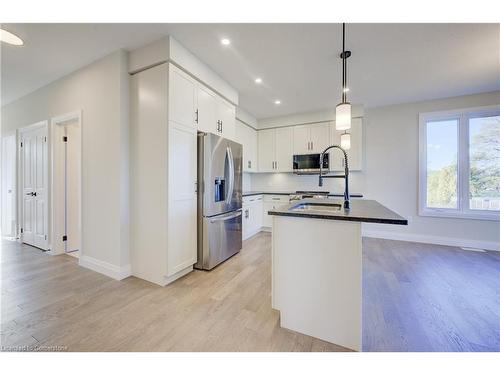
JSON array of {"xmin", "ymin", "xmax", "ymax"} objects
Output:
[{"xmin": 459, "ymin": 114, "xmax": 469, "ymax": 215}]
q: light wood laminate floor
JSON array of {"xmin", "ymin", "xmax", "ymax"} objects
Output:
[{"xmin": 1, "ymin": 233, "xmax": 499, "ymax": 351}]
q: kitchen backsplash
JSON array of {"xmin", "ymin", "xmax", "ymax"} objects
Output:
[{"xmin": 244, "ymin": 172, "xmax": 365, "ymax": 194}]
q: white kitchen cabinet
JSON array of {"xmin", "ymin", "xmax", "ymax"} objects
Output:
[
  {"xmin": 258, "ymin": 129, "xmax": 276, "ymax": 172},
  {"xmin": 262, "ymin": 195, "xmax": 289, "ymax": 228},
  {"xmin": 196, "ymin": 85, "xmax": 217, "ymax": 134},
  {"xmin": 258, "ymin": 128, "xmax": 294, "ymax": 173},
  {"xmin": 309, "ymin": 123, "xmax": 330, "ymax": 153},
  {"xmin": 275, "ymin": 127, "xmax": 294, "ymax": 172},
  {"xmin": 130, "ymin": 62, "xmax": 198, "ymax": 287},
  {"xmin": 292, "ymin": 123, "xmax": 330, "ymax": 154},
  {"xmin": 330, "ymin": 118, "xmax": 363, "ymax": 171},
  {"xmin": 216, "ymin": 97, "xmax": 236, "ymax": 140},
  {"xmin": 242, "ymin": 195, "xmax": 263, "ymax": 239},
  {"xmin": 168, "ymin": 121, "xmax": 197, "ymax": 276},
  {"xmin": 292, "ymin": 125, "xmax": 310, "ymax": 154},
  {"xmin": 169, "ymin": 66, "xmax": 197, "ymax": 129},
  {"xmin": 235, "ymin": 120, "xmax": 258, "ymax": 172}
]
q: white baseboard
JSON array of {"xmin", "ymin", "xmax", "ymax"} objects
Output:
[
  {"xmin": 79, "ymin": 255, "xmax": 132, "ymax": 280},
  {"xmin": 163, "ymin": 266, "xmax": 193, "ymax": 286},
  {"xmin": 362, "ymin": 229, "xmax": 500, "ymax": 252},
  {"xmin": 243, "ymin": 227, "xmax": 263, "ymax": 240}
]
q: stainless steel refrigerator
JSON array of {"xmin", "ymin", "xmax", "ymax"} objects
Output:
[{"xmin": 196, "ymin": 132, "xmax": 243, "ymax": 270}]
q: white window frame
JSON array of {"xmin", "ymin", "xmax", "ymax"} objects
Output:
[{"xmin": 419, "ymin": 104, "xmax": 500, "ymax": 221}]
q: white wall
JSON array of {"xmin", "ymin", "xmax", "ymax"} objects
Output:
[
  {"xmin": 251, "ymin": 91, "xmax": 500, "ymax": 250},
  {"xmin": 362, "ymin": 91, "xmax": 500, "ymax": 249},
  {"xmin": 1, "ymin": 50, "xmax": 131, "ymax": 277}
]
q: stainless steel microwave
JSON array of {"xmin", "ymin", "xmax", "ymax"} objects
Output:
[{"xmin": 293, "ymin": 153, "xmax": 329, "ymax": 174}]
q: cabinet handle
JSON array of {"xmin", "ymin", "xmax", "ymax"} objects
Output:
[
  {"xmin": 220, "ymin": 121, "xmax": 223, "ymax": 132},
  {"xmin": 248, "ymin": 160, "xmax": 251, "ymax": 169},
  {"xmin": 245, "ymin": 209, "xmax": 249, "ymax": 219},
  {"xmin": 275, "ymin": 161, "xmax": 278, "ymax": 170},
  {"xmin": 195, "ymin": 109, "xmax": 199, "ymax": 124},
  {"xmin": 311, "ymin": 141, "xmax": 313, "ymax": 150}
]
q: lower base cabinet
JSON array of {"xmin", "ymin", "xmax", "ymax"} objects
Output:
[
  {"xmin": 243, "ymin": 195, "xmax": 263, "ymax": 240},
  {"xmin": 243, "ymin": 194, "xmax": 290, "ymax": 239}
]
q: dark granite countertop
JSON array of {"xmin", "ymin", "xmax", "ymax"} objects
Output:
[
  {"xmin": 242, "ymin": 191, "xmax": 364, "ymax": 198},
  {"xmin": 268, "ymin": 198, "xmax": 408, "ymax": 225}
]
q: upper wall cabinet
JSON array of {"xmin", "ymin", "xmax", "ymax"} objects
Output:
[
  {"xmin": 169, "ymin": 66, "xmax": 197, "ymax": 129},
  {"xmin": 195, "ymin": 84, "xmax": 236, "ymax": 141},
  {"xmin": 292, "ymin": 123, "xmax": 330, "ymax": 155},
  {"xmin": 258, "ymin": 127, "xmax": 293, "ymax": 173},
  {"xmin": 235, "ymin": 120, "xmax": 258, "ymax": 172},
  {"xmin": 216, "ymin": 97, "xmax": 236, "ymax": 141},
  {"xmin": 196, "ymin": 85, "xmax": 218, "ymax": 134},
  {"xmin": 330, "ymin": 118, "xmax": 363, "ymax": 171}
]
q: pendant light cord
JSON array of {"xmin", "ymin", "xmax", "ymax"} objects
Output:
[{"xmin": 342, "ymin": 22, "xmax": 347, "ymax": 103}]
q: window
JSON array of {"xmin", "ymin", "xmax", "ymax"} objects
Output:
[{"xmin": 419, "ymin": 106, "xmax": 500, "ymax": 221}]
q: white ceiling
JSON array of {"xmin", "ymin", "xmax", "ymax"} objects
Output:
[{"xmin": 1, "ymin": 23, "xmax": 499, "ymax": 119}]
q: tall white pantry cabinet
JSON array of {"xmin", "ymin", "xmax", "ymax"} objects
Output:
[{"xmin": 130, "ymin": 63, "xmax": 198, "ymax": 286}]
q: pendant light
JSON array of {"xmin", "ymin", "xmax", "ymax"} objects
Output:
[
  {"xmin": 340, "ymin": 132, "xmax": 351, "ymax": 150},
  {"xmin": 336, "ymin": 23, "xmax": 351, "ymax": 131}
]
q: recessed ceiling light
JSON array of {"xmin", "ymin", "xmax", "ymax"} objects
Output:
[
  {"xmin": 343, "ymin": 87, "xmax": 350, "ymax": 93},
  {"xmin": 0, "ymin": 28, "xmax": 24, "ymax": 46},
  {"xmin": 255, "ymin": 78, "xmax": 262, "ymax": 84},
  {"xmin": 221, "ymin": 38, "xmax": 231, "ymax": 46},
  {"xmin": 274, "ymin": 100, "xmax": 281, "ymax": 105}
]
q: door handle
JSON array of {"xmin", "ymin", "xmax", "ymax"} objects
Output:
[
  {"xmin": 26, "ymin": 192, "xmax": 36, "ymax": 196},
  {"xmin": 210, "ymin": 210, "xmax": 242, "ymax": 223}
]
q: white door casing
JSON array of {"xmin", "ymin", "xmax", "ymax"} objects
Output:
[{"xmin": 1, "ymin": 134, "xmax": 17, "ymax": 237}]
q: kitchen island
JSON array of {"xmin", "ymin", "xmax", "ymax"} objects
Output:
[{"xmin": 269, "ymin": 198, "xmax": 407, "ymax": 351}]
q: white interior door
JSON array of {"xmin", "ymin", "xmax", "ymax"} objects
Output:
[{"xmin": 21, "ymin": 124, "xmax": 48, "ymax": 250}]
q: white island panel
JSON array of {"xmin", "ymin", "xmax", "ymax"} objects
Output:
[{"xmin": 272, "ymin": 215, "xmax": 362, "ymax": 351}]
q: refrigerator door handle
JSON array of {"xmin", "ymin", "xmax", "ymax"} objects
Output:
[
  {"xmin": 225, "ymin": 146, "xmax": 235, "ymax": 205},
  {"xmin": 209, "ymin": 210, "xmax": 242, "ymax": 223}
]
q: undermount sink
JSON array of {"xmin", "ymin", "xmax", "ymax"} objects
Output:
[{"xmin": 289, "ymin": 202, "xmax": 343, "ymax": 213}]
